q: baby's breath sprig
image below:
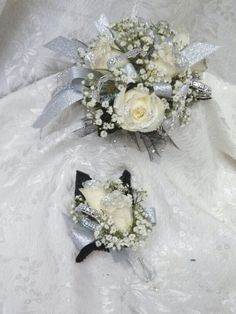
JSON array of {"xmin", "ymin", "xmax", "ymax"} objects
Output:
[
  {"xmin": 70, "ymin": 194, "xmax": 86, "ymax": 223},
  {"xmin": 104, "ymin": 179, "xmax": 129, "ymax": 194},
  {"xmin": 94, "ymin": 188, "xmax": 152, "ymax": 251}
]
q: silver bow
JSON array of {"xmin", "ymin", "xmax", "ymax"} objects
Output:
[{"xmin": 33, "ymin": 37, "xmax": 98, "ymax": 129}]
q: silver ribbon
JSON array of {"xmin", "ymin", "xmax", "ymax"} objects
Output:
[
  {"xmin": 107, "ymin": 48, "xmax": 142, "ymax": 68},
  {"xmin": 75, "ymin": 203, "xmax": 99, "ymax": 219},
  {"xmin": 33, "ymin": 87, "xmax": 83, "ymax": 128},
  {"xmin": 63, "ymin": 214, "xmax": 95, "ymax": 251},
  {"xmin": 93, "ymin": 74, "xmax": 113, "ymax": 101},
  {"xmin": 132, "ymin": 130, "xmax": 180, "ymax": 160},
  {"xmin": 95, "ymin": 14, "xmax": 113, "ymax": 39},
  {"xmin": 60, "ymin": 66, "xmax": 94, "ymax": 87},
  {"xmin": 123, "ymin": 63, "xmax": 138, "ymax": 81},
  {"xmin": 153, "ymin": 82, "xmax": 172, "ymax": 98},
  {"xmin": 154, "ymin": 78, "xmax": 210, "ymax": 101},
  {"xmin": 181, "ymin": 42, "xmax": 219, "ymax": 67},
  {"xmin": 80, "ymin": 216, "xmax": 98, "ymax": 230},
  {"xmin": 33, "ymin": 36, "xmax": 99, "ymax": 128},
  {"xmin": 45, "ymin": 36, "xmax": 87, "ymax": 59},
  {"xmin": 33, "ymin": 35, "xmax": 103, "ymax": 129}
]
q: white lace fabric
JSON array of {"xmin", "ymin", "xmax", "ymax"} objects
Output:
[{"xmin": 0, "ymin": 1, "xmax": 236, "ymax": 313}]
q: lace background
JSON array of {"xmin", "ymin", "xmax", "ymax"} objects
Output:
[{"xmin": 0, "ymin": 1, "xmax": 236, "ymax": 313}]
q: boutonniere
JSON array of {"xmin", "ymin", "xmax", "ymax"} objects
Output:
[
  {"xmin": 33, "ymin": 15, "xmax": 218, "ymax": 159},
  {"xmin": 63, "ymin": 170, "xmax": 156, "ymax": 262}
]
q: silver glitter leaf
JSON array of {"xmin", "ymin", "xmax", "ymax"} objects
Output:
[
  {"xmin": 44, "ymin": 36, "xmax": 87, "ymax": 59},
  {"xmin": 95, "ymin": 14, "xmax": 112, "ymax": 39},
  {"xmin": 181, "ymin": 42, "xmax": 219, "ymax": 67}
]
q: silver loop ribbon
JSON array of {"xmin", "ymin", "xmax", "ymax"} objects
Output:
[
  {"xmin": 60, "ymin": 66, "xmax": 90, "ymax": 87},
  {"xmin": 93, "ymin": 74, "xmax": 113, "ymax": 101},
  {"xmin": 153, "ymin": 82, "xmax": 172, "ymax": 98},
  {"xmin": 123, "ymin": 63, "xmax": 138, "ymax": 82},
  {"xmin": 80, "ymin": 216, "xmax": 98, "ymax": 231},
  {"xmin": 107, "ymin": 48, "xmax": 142, "ymax": 68},
  {"xmin": 75, "ymin": 203, "xmax": 99, "ymax": 219},
  {"xmin": 153, "ymin": 82, "xmax": 189, "ymax": 99}
]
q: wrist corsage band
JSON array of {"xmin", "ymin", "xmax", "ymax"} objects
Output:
[
  {"xmin": 63, "ymin": 170, "xmax": 156, "ymax": 262},
  {"xmin": 33, "ymin": 15, "xmax": 218, "ymax": 158}
]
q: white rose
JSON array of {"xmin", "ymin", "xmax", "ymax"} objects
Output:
[
  {"xmin": 79, "ymin": 184, "xmax": 133, "ymax": 233},
  {"xmin": 114, "ymin": 87, "xmax": 165, "ymax": 132},
  {"xmin": 90, "ymin": 37, "xmax": 127, "ymax": 71},
  {"xmin": 79, "ymin": 185, "xmax": 107, "ymax": 211},
  {"xmin": 101, "ymin": 190, "xmax": 133, "ymax": 233},
  {"xmin": 154, "ymin": 43, "xmax": 178, "ymax": 81}
]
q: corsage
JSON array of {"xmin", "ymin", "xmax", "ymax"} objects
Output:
[
  {"xmin": 63, "ymin": 170, "xmax": 156, "ymax": 262},
  {"xmin": 33, "ymin": 15, "xmax": 218, "ymax": 158}
]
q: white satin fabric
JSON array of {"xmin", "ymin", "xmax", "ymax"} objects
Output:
[{"xmin": 0, "ymin": 1, "xmax": 236, "ymax": 313}]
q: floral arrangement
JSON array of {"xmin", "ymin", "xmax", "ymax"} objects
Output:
[
  {"xmin": 33, "ymin": 15, "xmax": 218, "ymax": 158},
  {"xmin": 63, "ymin": 170, "xmax": 156, "ymax": 262}
]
